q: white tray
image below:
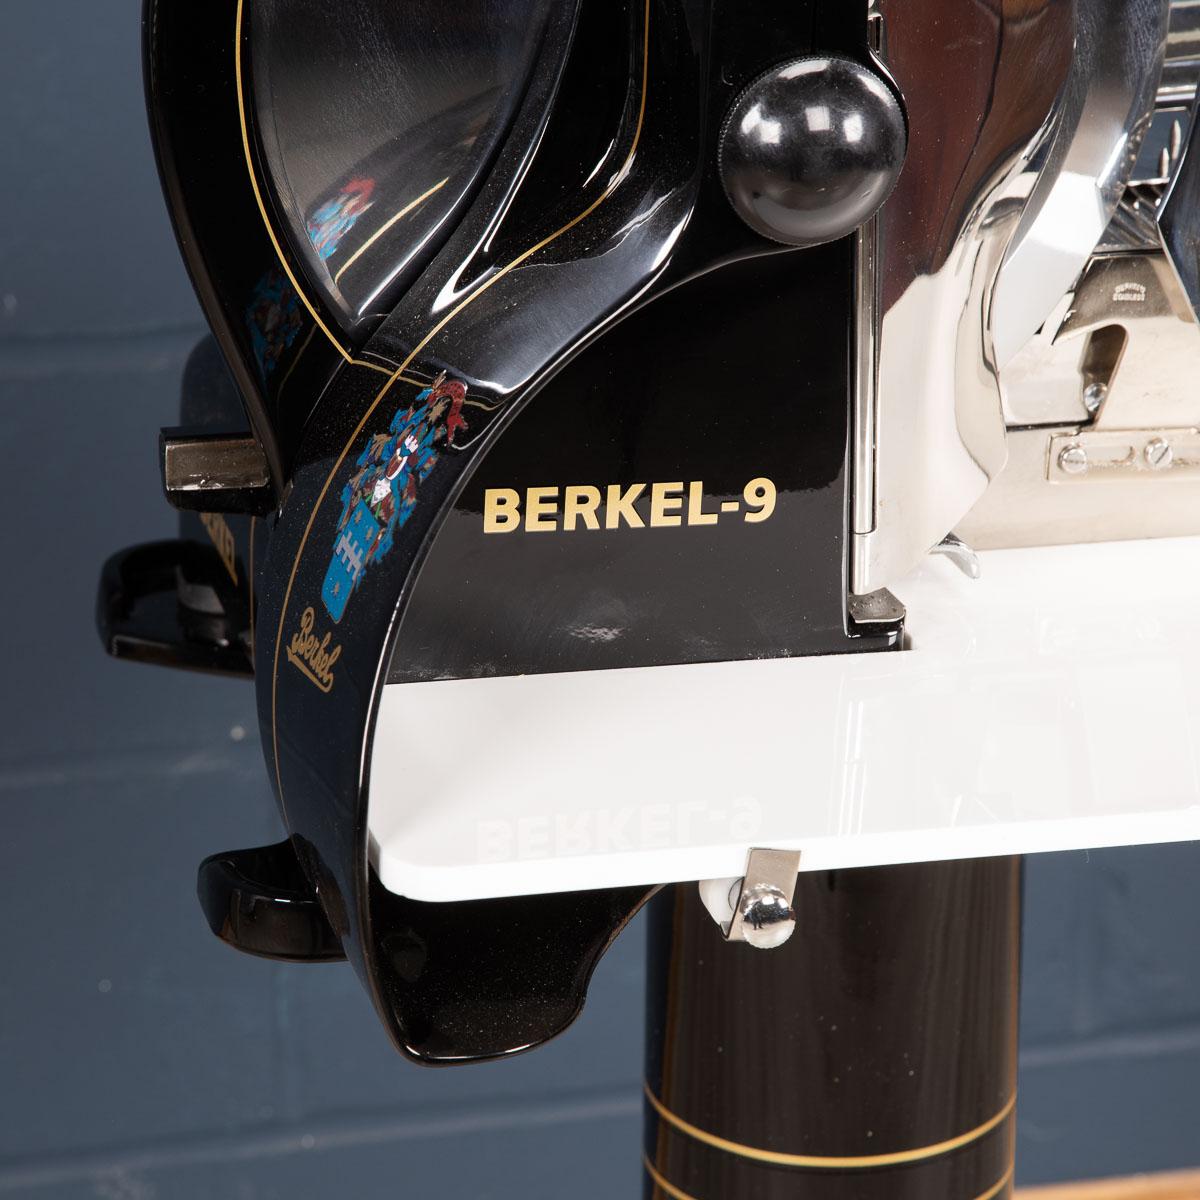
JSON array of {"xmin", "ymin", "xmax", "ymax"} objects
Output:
[{"xmin": 370, "ymin": 537, "xmax": 1200, "ymax": 901}]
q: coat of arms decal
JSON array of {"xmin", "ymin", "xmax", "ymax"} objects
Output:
[{"xmin": 320, "ymin": 373, "xmax": 468, "ymax": 622}]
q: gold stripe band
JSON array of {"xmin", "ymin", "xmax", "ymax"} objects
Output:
[
  {"xmin": 643, "ymin": 1157, "xmax": 695, "ymax": 1200},
  {"xmin": 235, "ymin": 0, "xmax": 353, "ymax": 364},
  {"xmin": 333, "ymin": 177, "xmax": 449, "ymax": 287},
  {"xmin": 643, "ymin": 1155, "xmax": 1014, "ymax": 1200},
  {"xmin": 980, "ymin": 1166, "xmax": 1017, "ymax": 1200},
  {"xmin": 235, "ymin": 0, "xmax": 425, "ymax": 381},
  {"xmin": 644, "ymin": 1084, "xmax": 1016, "ymax": 1170}
]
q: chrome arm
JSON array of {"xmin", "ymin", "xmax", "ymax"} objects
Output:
[
  {"xmin": 954, "ymin": 3, "xmax": 1200, "ymax": 552},
  {"xmin": 991, "ymin": 0, "xmax": 1169, "ymax": 370}
]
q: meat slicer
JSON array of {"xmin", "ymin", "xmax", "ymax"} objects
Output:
[{"xmin": 100, "ymin": 0, "xmax": 1200, "ymax": 1195}]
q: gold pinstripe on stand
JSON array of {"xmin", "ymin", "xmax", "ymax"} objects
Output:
[
  {"xmin": 644, "ymin": 1084, "xmax": 1016, "ymax": 1170},
  {"xmin": 642, "ymin": 1155, "xmax": 1015, "ymax": 1200}
]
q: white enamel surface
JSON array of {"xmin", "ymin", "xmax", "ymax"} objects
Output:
[{"xmin": 369, "ymin": 538, "xmax": 1200, "ymax": 901}]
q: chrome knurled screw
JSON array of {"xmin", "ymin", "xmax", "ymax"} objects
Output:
[
  {"xmin": 1144, "ymin": 437, "xmax": 1173, "ymax": 471},
  {"xmin": 1058, "ymin": 444, "xmax": 1089, "ymax": 475},
  {"xmin": 738, "ymin": 884, "xmax": 796, "ymax": 950}
]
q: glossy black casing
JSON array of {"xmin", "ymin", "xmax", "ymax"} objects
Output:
[{"xmin": 118, "ymin": 0, "xmax": 905, "ymax": 1064}]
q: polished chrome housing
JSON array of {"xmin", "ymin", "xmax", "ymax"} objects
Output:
[
  {"xmin": 958, "ymin": 0, "xmax": 1200, "ymax": 550},
  {"xmin": 990, "ymin": 0, "xmax": 1169, "ymax": 370},
  {"xmin": 852, "ymin": 0, "xmax": 1171, "ymax": 593}
]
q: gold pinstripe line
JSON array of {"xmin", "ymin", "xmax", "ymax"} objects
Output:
[
  {"xmin": 333, "ymin": 177, "xmax": 449, "ymax": 286},
  {"xmin": 643, "ymin": 1157, "xmax": 695, "ymax": 1200},
  {"xmin": 235, "ymin": 0, "xmax": 356, "ymax": 364},
  {"xmin": 643, "ymin": 1155, "xmax": 1015, "ymax": 1199},
  {"xmin": 978, "ymin": 1166, "xmax": 1016, "ymax": 1200},
  {"xmin": 645, "ymin": 1084, "xmax": 1016, "ymax": 1170},
  {"xmin": 234, "ymin": 0, "xmax": 425, "ymax": 383},
  {"xmin": 269, "ymin": 0, "xmax": 652, "ymax": 794}
]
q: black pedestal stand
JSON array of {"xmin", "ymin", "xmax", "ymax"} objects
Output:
[{"xmin": 644, "ymin": 858, "xmax": 1022, "ymax": 1199}]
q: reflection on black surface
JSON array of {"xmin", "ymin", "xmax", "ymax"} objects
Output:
[{"xmin": 249, "ymin": 0, "xmax": 556, "ymax": 329}]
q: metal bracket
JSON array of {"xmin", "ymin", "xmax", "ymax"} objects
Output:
[
  {"xmin": 159, "ymin": 428, "xmax": 276, "ymax": 516},
  {"xmin": 848, "ymin": 588, "xmax": 905, "ymax": 629},
  {"xmin": 720, "ymin": 848, "xmax": 802, "ymax": 950},
  {"xmin": 931, "ymin": 532, "xmax": 982, "ymax": 579},
  {"xmin": 1049, "ymin": 427, "xmax": 1200, "ymax": 481}
]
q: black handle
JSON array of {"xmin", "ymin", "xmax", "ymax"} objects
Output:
[
  {"xmin": 198, "ymin": 841, "xmax": 345, "ymax": 963},
  {"xmin": 97, "ymin": 540, "xmax": 253, "ymax": 677}
]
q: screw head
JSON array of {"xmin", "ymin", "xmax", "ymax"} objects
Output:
[
  {"xmin": 1083, "ymin": 383, "xmax": 1107, "ymax": 414},
  {"xmin": 1058, "ymin": 444, "xmax": 1089, "ymax": 475},
  {"xmin": 1144, "ymin": 437, "xmax": 1173, "ymax": 470},
  {"xmin": 739, "ymin": 885, "xmax": 796, "ymax": 950}
]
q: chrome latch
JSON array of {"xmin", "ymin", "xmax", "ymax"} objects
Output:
[{"xmin": 699, "ymin": 848, "xmax": 802, "ymax": 950}]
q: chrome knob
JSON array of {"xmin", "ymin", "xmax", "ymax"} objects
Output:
[{"xmin": 738, "ymin": 883, "xmax": 797, "ymax": 950}]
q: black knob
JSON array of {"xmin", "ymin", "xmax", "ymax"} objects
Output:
[{"xmin": 719, "ymin": 56, "xmax": 907, "ymax": 248}]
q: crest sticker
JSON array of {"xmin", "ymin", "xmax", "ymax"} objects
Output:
[{"xmin": 321, "ymin": 373, "xmax": 469, "ymax": 622}]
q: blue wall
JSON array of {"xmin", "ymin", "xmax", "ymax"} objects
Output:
[{"xmin": 0, "ymin": 5, "xmax": 1197, "ymax": 1194}]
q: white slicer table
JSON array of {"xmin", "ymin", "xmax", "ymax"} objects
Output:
[{"xmin": 370, "ymin": 536, "xmax": 1200, "ymax": 901}]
